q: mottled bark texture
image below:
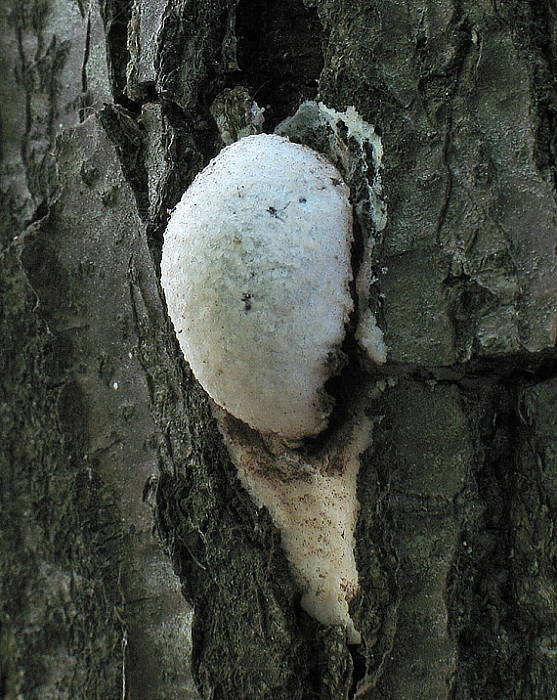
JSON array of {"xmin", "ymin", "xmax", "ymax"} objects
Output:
[{"xmin": 1, "ymin": 1, "xmax": 556, "ymax": 700}]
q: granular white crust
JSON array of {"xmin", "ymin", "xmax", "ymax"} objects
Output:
[{"xmin": 161, "ymin": 134, "xmax": 353, "ymax": 438}]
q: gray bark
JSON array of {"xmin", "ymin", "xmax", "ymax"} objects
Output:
[{"xmin": 1, "ymin": 1, "xmax": 556, "ymax": 700}]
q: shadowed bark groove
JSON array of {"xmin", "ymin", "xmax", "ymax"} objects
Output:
[
  {"xmin": 98, "ymin": 0, "xmax": 134, "ymax": 105},
  {"xmin": 234, "ymin": 0, "xmax": 325, "ymax": 129}
]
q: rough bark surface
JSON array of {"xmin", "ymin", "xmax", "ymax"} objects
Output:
[{"xmin": 1, "ymin": 1, "xmax": 556, "ymax": 700}]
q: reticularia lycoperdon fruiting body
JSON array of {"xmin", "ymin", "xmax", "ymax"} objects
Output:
[{"xmin": 161, "ymin": 134, "xmax": 353, "ymax": 439}]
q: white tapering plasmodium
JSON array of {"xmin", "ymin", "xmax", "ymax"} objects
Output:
[
  {"xmin": 161, "ymin": 133, "xmax": 353, "ymax": 439},
  {"xmin": 216, "ymin": 399, "xmax": 378, "ymax": 646},
  {"xmin": 161, "ymin": 129, "xmax": 386, "ymax": 644}
]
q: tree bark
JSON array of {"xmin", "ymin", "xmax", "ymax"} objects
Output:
[{"xmin": 1, "ymin": 1, "xmax": 556, "ymax": 700}]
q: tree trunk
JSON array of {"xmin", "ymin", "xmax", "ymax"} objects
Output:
[{"xmin": 1, "ymin": 1, "xmax": 556, "ymax": 699}]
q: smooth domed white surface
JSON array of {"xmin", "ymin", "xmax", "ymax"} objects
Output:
[{"xmin": 161, "ymin": 134, "xmax": 353, "ymax": 438}]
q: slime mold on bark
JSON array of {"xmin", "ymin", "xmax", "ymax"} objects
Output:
[
  {"xmin": 161, "ymin": 132, "xmax": 369, "ymax": 644},
  {"xmin": 161, "ymin": 133, "xmax": 353, "ymax": 439}
]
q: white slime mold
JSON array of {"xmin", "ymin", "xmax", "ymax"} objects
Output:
[
  {"xmin": 161, "ymin": 133, "xmax": 353, "ymax": 439},
  {"xmin": 161, "ymin": 130, "xmax": 375, "ymax": 644},
  {"xmin": 277, "ymin": 102, "xmax": 388, "ymax": 365},
  {"xmin": 219, "ymin": 412, "xmax": 373, "ymax": 645}
]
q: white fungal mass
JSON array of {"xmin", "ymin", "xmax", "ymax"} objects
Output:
[{"xmin": 161, "ymin": 134, "xmax": 353, "ymax": 438}]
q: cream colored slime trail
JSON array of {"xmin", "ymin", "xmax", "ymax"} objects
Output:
[{"xmin": 161, "ymin": 133, "xmax": 353, "ymax": 440}]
